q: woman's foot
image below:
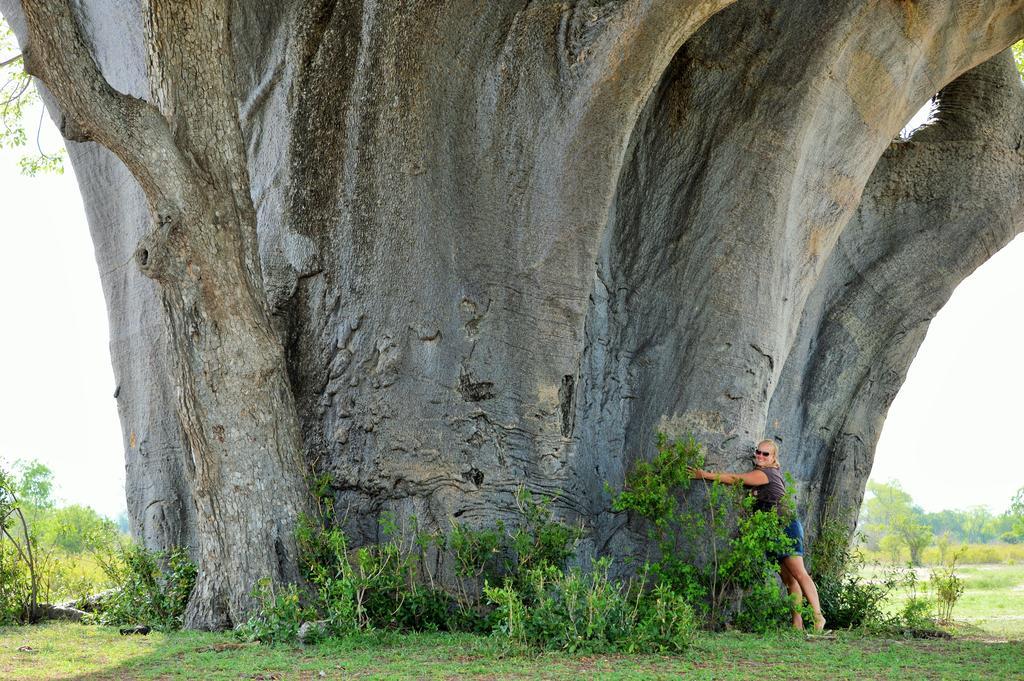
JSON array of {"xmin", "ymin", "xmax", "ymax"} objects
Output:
[
  {"xmin": 792, "ymin": 613, "xmax": 804, "ymax": 630},
  {"xmin": 813, "ymin": 614, "xmax": 826, "ymax": 632}
]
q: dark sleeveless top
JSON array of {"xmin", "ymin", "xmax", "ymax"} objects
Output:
[{"xmin": 750, "ymin": 466, "xmax": 786, "ymax": 513}]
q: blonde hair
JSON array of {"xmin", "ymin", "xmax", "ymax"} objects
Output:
[{"xmin": 756, "ymin": 439, "xmax": 781, "ymax": 469}]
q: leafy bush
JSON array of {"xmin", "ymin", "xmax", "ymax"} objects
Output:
[
  {"xmin": 930, "ymin": 556, "xmax": 965, "ymax": 624},
  {"xmin": 294, "ymin": 511, "xmax": 476, "ymax": 637},
  {"xmin": 809, "ymin": 516, "xmax": 964, "ymax": 635},
  {"xmin": 611, "ymin": 433, "xmax": 794, "ymax": 631},
  {"xmin": 258, "ymin": 484, "xmax": 584, "ymax": 643},
  {"xmin": 236, "ymin": 579, "xmax": 315, "ymax": 644},
  {"xmin": 445, "ymin": 489, "xmax": 585, "ymax": 619},
  {"xmin": 633, "ymin": 581, "xmax": 700, "ymax": 652},
  {"xmin": 806, "ymin": 512, "xmax": 937, "ymax": 630},
  {"xmin": 295, "ymin": 519, "xmax": 360, "ymax": 636},
  {"xmin": 896, "ymin": 568, "xmax": 943, "ymax": 633},
  {"xmin": 0, "ymin": 539, "xmax": 32, "ymax": 624},
  {"xmin": 90, "ymin": 543, "xmax": 197, "ymax": 630},
  {"xmin": 808, "ymin": 517, "xmax": 907, "ymax": 630},
  {"xmin": 505, "ymin": 488, "xmax": 584, "ymax": 580}
]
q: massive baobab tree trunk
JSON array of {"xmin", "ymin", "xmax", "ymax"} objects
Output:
[{"xmin": 2, "ymin": 0, "xmax": 1022, "ymax": 626}]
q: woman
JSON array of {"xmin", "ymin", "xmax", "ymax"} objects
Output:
[{"xmin": 688, "ymin": 439, "xmax": 826, "ymax": 631}]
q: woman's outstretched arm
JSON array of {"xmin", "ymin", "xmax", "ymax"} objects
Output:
[{"xmin": 687, "ymin": 467, "xmax": 769, "ymax": 486}]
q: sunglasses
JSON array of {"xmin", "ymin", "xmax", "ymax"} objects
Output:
[{"xmin": 753, "ymin": 449, "xmax": 772, "ymax": 457}]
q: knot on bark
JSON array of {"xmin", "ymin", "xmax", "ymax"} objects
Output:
[
  {"xmin": 135, "ymin": 209, "xmax": 180, "ymax": 280},
  {"xmin": 59, "ymin": 114, "xmax": 92, "ymax": 143},
  {"xmin": 459, "ymin": 371, "xmax": 496, "ymax": 402},
  {"xmin": 19, "ymin": 45, "xmax": 39, "ymax": 78}
]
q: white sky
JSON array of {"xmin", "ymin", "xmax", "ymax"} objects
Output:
[
  {"xmin": 871, "ymin": 235, "xmax": 1024, "ymax": 514},
  {"xmin": 0, "ymin": 111, "xmax": 125, "ymax": 518},
  {"xmin": 0, "ymin": 104, "xmax": 1021, "ymax": 521}
]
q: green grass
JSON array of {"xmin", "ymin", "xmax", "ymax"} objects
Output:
[
  {"xmin": 1, "ymin": 623, "xmax": 1023, "ymax": 680},
  {"xmin": 3, "ymin": 563, "xmax": 1021, "ymax": 680}
]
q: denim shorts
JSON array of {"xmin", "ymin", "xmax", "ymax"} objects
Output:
[{"xmin": 770, "ymin": 518, "xmax": 805, "ymax": 562}]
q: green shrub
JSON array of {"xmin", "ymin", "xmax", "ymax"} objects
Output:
[
  {"xmin": 90, "ymin": 543, "xmax": 197, "ymax": 630},
  {"xmin": 254, "ymin": 483, "xmax": 585, "ymax": 642},
  {"xmin": 245, "ymin": 434, "xmax": 800, "ymax": 646},
  {"xmin": 633, "ymin": 581, "xmax": 700, "ymax": 652},
  {"xmin": 930, "ymin": 556, "xmax": 965, "ymax": 624},
  {"xmin": 236, "ymin": 579, "xmax": 315, "ymax": 644},
  {"xmin": 895, "ymin": 568, "xmax": 943, "ymax": 633},
  {"xmin": 611, "ymin": 433, "xmax": 794, "ymax": 631},
  {"xmin": 809, "ymin": 517, "xmax": 959, "ymax": 634},
  {"xmin": 818, "ymin": 565, "xmax": 902, "ymax": 630},
  {"xmin": 505, "ymin": 488, "xmax": 584, "ymax": 580},
  {"xmin": 0, "ymin": 540, "xmax": 32, "ymax": 624},
  {"xmin": 484, "ymin": 557, "xmax": 697, "ymax": 653},
  {"xmin": 900, "ymin": 594, "xmax": 934, "ymax": 630},
  {"xmin": 296, "ymin": 519, "xmax": 359, "ymax": 636},
  {"xmin": 294, "ymin": 511, "xmax": 476, "ymax": 637},
  {"xmin": 348, "ymin": 533, "xmax": 454, "ymax": 632},
  {"xmin": 809, "ymin": 518, "xmax": 910, "ymax": 630},
  {"xmin": 810, "ymin": 519, "xmax": 891, "ymax": 629}
]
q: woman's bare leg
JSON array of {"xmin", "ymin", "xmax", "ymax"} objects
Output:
[
  {"xmin": 779, "ymin": 562, "xmax": 804, "ymax": 629},
  {"xmin": 781, "ymin": 555, "xmax": 825, "ymax": 631}
]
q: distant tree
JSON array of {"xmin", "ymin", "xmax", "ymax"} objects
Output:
[
  {"xmin": 960, "ymin": 506, "xmax": 998, "ymax": 544},
  {"xmin": 935, "ymin": 531, "xmax": 953, "ymax": 564},
  {"xmin": 922, "ymin": 509, "xmax": 969, "ymax": 543},
  {"xmin": 862, "ymin": 480, "xmax": 932, "ymax": 564},
  {"xmin": 11, "ymin": 459, "xmax": 53, "ymax": 510},
  {"xmin": 894, "ymin": 516, "xmax": 933, "ymax": 566},
  {"xmin": 879, "ymin": 534, "xmax": 904, "ymax": 565},
  {"xmin": 1008, "ymin": 487, "xmax": 1024, "ymax": 543},
  {"xmin": 861, "ymin": 481, "xmax": 920, "ymax": 550},
  {"xmin": 2, "ymin": 460, "xmax": 121, "ymax": 553},
  {"xmin": 37, "ymin": 504, "xmax": 117, "ymax": 554}
]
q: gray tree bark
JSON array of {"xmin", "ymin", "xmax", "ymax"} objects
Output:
[
  {"xmin": 2, "ymin": 0, "xmax": 1022, "ymax": 627},
  {"xmin": 581, "ymin": 0, "xmax": 1024, "ymax": 547}
]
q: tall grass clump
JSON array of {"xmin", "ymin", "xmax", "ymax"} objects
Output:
[{"xmin": 485, "ymin": 558, "xmax": 697, "ymax": 653}]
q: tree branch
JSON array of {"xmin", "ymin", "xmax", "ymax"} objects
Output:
[
  {"xmin": 769, "ymin": 51, "xmax": 1024, "ymax": 525},
  {"xmin": 574, "ymin": 0, "xmax": 737, "ymax": 113},
  {"xmin": 19, "ymin": 0, "xmax": 191, "ymax": 211}
]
